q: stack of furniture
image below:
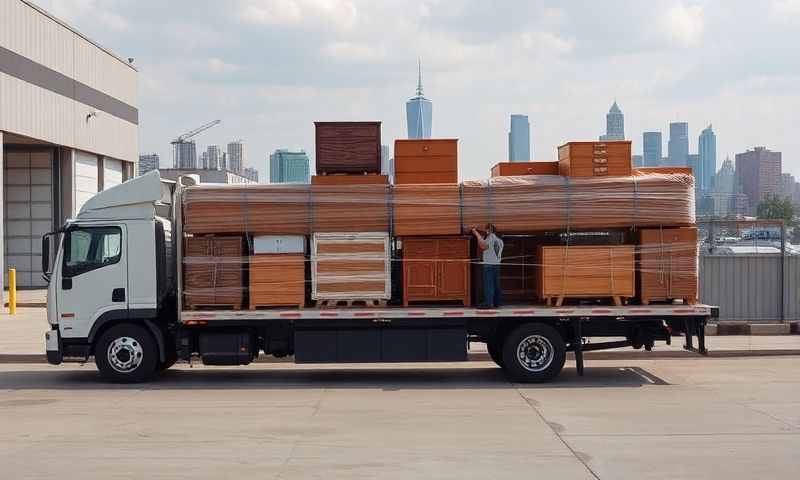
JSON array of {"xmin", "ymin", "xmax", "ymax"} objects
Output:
[
  {"xmin": 315, "ymin": 122, "xmax": 382, "ymax": 174},
  {"xmin": 184, "ymin": 235, "xmax": 244, "ymax": 309},
  {"xmin": 639, "ymin": 227, "xmax": 698, "ymax": 305},
  {"xmin": 249, "ymin": 235, "xmax": 306, "ymax": 309},
  {"xmin": 394, "ymin": 139, "xmax": 458, "ymax": 184}
]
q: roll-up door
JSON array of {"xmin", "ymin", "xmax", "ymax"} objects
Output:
[
  {"xmin": 3, "ymin": 150, "xmax": 54, "ymax": 287},
  {"xmin": 103, "ymin": 158, "xmax": 123, "ymax": 190},
  {"xmin": 75, "ymin": 151, "xmax": 98, "ymax": 213}
]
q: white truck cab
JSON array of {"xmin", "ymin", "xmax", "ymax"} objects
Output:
[{"xmin": 43, "ymin": 171, "xmax": 175, "ymax": 381}]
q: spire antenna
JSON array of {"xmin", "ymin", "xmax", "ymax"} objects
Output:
[{"xmin": 416, "ymin": 58, "xmax": 424, "ymax": 97}]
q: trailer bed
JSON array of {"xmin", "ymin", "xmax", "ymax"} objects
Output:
[{"xmin": 181, "ymin": 304, "xmax": 715, "ymax": 322}]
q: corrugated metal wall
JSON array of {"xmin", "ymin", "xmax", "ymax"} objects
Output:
[
  {"xmin": 700, "ymin": 255, "xmax": 800, "ymax": 322},
  {"xmin": 0, "ymin": 0, "xmax": 137, "ymax": 162}
]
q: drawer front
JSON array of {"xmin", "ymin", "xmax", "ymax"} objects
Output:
[{"xmin": 394, "ymin": 139, "xmax": 457, "ymax": 157}]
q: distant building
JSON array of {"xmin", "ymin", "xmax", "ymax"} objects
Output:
[
  {"xmin": 642, "ymin": 132, "xmax": 662, "ymax": 167},
  {"xmin": 199, "ymin": 151, "xmax": 209, "ymax": 169},
  {"xmin": 735, "ymin": 146, "xmax": 782, "ymax": 214},
  {"xmin": 381, "ymin": 144, "xmax": 394, "ymax": 182},
  {"xmin": 406, "ymin": 60, "xmax": 432, "ymax": 139},
  {"xmin": 138, "ymin": 153, "xmax": 160, "ymax": 176},
  {"xmin": 207, "ymin": 145, "xmax": 224, "ymax": 170},
  {"xmin": 243, "ymin": 167, "xmax": 259, "ymax": 183},
  {"xmin": 227, "ymin": 141, "xmax": 245, "ymax": 174},
  {"xmin": 632, "ymin": 155, "xmax": 643, "ymax": 168},
  {"xmin": 713, "ymin": 157, "xmax": 735, "ymax": 194},
  {"xmin": 688, "ymin": 154, "xmax": 700, "ymax": 177},
  {"xmin": 269, "ymin": 149, "xmax": 310, "ymax": 183},
  {"xmin": 599, "ymin": 101, "xmax": 624, "ymax": 141},
  {"xmin": 667, "ymin": 122, "xmax": 689, "ymax": 167},
  {"xmin": 698, "ymin": 125, "xmax": 716, "ymax": 195},
  {"xmin": 158, "ymin": 168, "xmax": 256, "ymax": 185},
  {"xmin": 508, "ymin": 114, "xmax": 531, "ymax": 162},
  {"xmin": 174, "ymin": 140, "xmax": 197, "ymax": 169}
]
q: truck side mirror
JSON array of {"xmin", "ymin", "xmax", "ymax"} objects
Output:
[{"xmin": 41, "ymin": 234, "xmax": 52, "ymax": 282}]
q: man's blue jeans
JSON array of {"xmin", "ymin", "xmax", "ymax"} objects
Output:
[{"xmin": 482, "ymin": 264, "xmax": 502, "ymax": 308}]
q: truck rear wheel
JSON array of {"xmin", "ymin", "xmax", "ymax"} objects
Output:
[
  {"xmin": 502, "ymin": 323, "xmax": 566, "ymax": 383},
  {"xmin": 95, "ymin": 324, "xmax": 158, "ymax": 383}
]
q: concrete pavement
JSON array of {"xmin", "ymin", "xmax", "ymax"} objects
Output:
[{"xmin": 0, "ymin": 356, "xmax": 797, "ymax": 479}]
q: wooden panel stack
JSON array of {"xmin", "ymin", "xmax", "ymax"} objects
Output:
[
  {"xmin": 312, "ymin": 232, "xmax": 390, "ymax": 305},
  {"xmin": 633, "ymin": 167, "xmax": 693, "ymax": 176},
  {"xmin": 394, "ymin": 139, "xmax": 458, "ymax": 184},
  {"xmin": 315, "ymin": 122, "xmax": 381, "ymax": 174},
  {"xmin": 537, "ymin": 245, "xmax": 635, "ymax": 306},
  {"xmin": 311, "ymin": 183, "xmax": 389, "ymax": 233},
  {"xmin": 558, "ymin": 141, "xmax": 632, "ymax": 177},
  {"xmin": 184, "ymin": 235, "xmax": 244, "ymax": 309},
  {"xmin": 403, "ymin": 237, "xmax": 470, "ymax": 306},
  {"xmin": 639, "ymin": 227, "xmax": 698, "ymax": 305},
  {"xmin": 490, "ymin": 161, "xmax": 559, "ymax": 177},
  {"xmin": 311, "ymin": 175, "xmax": 388, "ymax": 185},
  {"xmin": 249, "ymin": 255, "xmax": 306, "ymax": 309},
  {"xmin": 393, "ymin": 184, "xmax": 461, "ymax": 236},
  {"xmin": 183, "ymin": 184, "xmax": 311, "ymax": 235}
]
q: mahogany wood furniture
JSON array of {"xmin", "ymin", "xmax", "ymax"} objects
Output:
[
  {"xmin": 402, "ymin": 237, "xmax": 471, "ymax": 307},
  {"xmin": 249, "ymin": 254, "xmax": 306, "ymax": 309},
  {"xmin": 394, "ymin": 139, "xmax": 458, "ymax": 184},
  {"xmin": 315, "ymin": 122, "xmax": 381, "ymax": 174},
  {"xmin": 490, "ymin": 161, "xmax": 559, "ymax": 177},
  {"xmin": 558, "ymin": 141, "xmax": 632, "ymax": 177}
]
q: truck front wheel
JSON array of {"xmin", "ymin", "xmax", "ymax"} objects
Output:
[
  {"xmin": 502, "ymin": 323, "xmax": 566, "ymax": 383},
  {"xmin": 95, "ymin": 324, "xmax": 158, "ymax": 383}
]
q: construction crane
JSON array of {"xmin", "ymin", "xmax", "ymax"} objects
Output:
[{"xmin": 171, "ymin": 120, "xmax": 221, "ymax": 168}]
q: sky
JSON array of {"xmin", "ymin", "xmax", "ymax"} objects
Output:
[{"xmin": 40, "ymin": 0, "xmax": 800, "ymax": 181}]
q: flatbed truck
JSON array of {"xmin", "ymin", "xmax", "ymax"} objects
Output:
[{"xmin": 42, "ymin": 172, "xmax": 715, "ymax": 383}]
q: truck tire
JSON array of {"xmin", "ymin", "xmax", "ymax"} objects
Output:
[
  {"xmin": 487, "ymin": 339, "xmax": 504, "ymax": 368},
  {"xmin": 502, "ymin": 323, "xmax": 566, "ymax": 383},
  {"xmin": 95, "ymin": 323, "xmax": 158, "ymax": 383}
]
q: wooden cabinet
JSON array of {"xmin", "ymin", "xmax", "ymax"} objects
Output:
[
  {"xmin": 249, "ymin": 254, "xmax": 306, "ymax": 309},
  {"xmin": 394, "ymin": 139, "xmax": 458, "ymax": 184},
  {"xmin": 402, "ymin": 237, "xmax": 470, "ymax": 306},
  {"xmin": 639, "ymin": 227, "xmax": 698, "ymax": 304},
  {"xmin": 311, "ymin": 233, "xmax": 391, "ymax": 302},
  {"xmin": 315, "ymin": 122, "xmax": 381, "ymax": 174},
  {"xmin": 537, "ymin": 245, "xmax": 634, "ymax": 306},
  {"xmin": 558, "ymin": 141, "xmax": 632, "ymax": 177},
  {"xmin": 184, "ymin": 236, "xmax": 244, "ymax": 309},
  {"xmin": 490, "ymin": 162, "xmax": 559, "ymax": 177}
]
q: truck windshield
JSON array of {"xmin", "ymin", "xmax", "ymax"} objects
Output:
[{"xmin": 63, "ymin": 227, "xmax": 122, "ymax": 277}]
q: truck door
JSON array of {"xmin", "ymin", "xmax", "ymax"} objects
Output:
[{"xmin": 57, "ymin": 224, "xmax": 128, "ymax": 339}]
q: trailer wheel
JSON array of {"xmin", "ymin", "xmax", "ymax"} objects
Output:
[
  {"xmin": 487, "ymin": 339, "xmax": 504, "ymax": 368},
  {"xmin": 502, "ymin": 323, "xmax": 566, "ymax": 383},
  {"xmin": 95, "ymin": 324, "xmax": 158, "ymax": 383}
]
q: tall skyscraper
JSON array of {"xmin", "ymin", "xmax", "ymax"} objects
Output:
[
  {"xmin": 227, "ymin": 141, "xmax": 245, "ymax": 174},
  {"xmin": 735, "ymin": 146, "xmax": 782, "ymax": 213},
  {"xmin": 667, "ymin": 122, "xmax": 689, "ymax": 167},
  {"xmin": 269, "ymin": 149, "xmax": 310, "ymax": 184},
  {"xmin": 243, "ymin": 167, "xmax": 260, "ymax": 183},
  {"xmin": 174, "ymin": 141, "xmax": 197, "ymax": 169},
  {"xmin": 207, "ymin": 145, "xmax": 224, "ymax": 170},
  {"xmin": 138, "ymin": 153, "xmax": 160, "ymax": 175},
  {"xmin": 508, "ymin": 114, "xmax": 531, "ymax": 162},
  {"xmin": 698, "ymin": 124, "xmax": 717, "ymax": 195},
  {"xmin": 713, "ymin": 157, "xmax": 735, "ymax": 194},
  {"xmin": 381, "ymin": 144, "xmax": 394, "ymax": 182},
  {"xmin": 632, "ymin": 155, "xmax": 643, "ymax": 168},
  {"xmin": 599, "ymin": 101, "xmax": 624, "ymax": 141},
  {"xmin": 199, "ymin": 151, "xmax": 209, "ymax": 169},
  {"xmin": 688, "ymin": 154, "xmax": 700, "ymax": 185},
  {"xmin": 406, "ymin": 60, "xmax": 432, "ymax": 139},
  {"xmin": 642, "ymin": 132, "xmax": 662, "ymax": 167}
]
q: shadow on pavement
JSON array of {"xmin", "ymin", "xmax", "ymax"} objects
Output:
[{"xmin": 0, "ymin": 365, "xmax": 670, "ymax": 390}]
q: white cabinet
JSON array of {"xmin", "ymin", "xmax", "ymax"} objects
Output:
[{"xmin": 252, "ymin": 235, "xmax": 305, "ymax": 254}]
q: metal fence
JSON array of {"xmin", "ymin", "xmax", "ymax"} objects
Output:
[{"xmin": 698, "ymin": 219, "xmax": 798, "ymax": 322}]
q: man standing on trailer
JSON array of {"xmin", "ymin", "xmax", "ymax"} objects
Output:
[{"xmin": 472, "ymin": 223, "xmax": 504, "ymax": 308}]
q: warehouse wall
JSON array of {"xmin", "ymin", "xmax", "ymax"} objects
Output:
[{"xmin": 0, "ymin": 0, "xmax": 138, "ymax": 163}]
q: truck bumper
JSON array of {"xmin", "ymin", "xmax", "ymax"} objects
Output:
[{"xmin": 45, "ymin": 330, "xmax": 62, "ymax": 365}]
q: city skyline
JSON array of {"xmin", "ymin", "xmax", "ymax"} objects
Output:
[
  {"xmin": 52, "ymin": 2, "xmax": 799, "ymax": 182},
  {"xmin": 508, "ymin": 114, "xmax": 531, "ymax": 162}
]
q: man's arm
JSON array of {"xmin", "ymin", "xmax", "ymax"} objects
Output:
[{"xmin": 472, "ymin": 228, "xmax": 489, "ymax": 250}]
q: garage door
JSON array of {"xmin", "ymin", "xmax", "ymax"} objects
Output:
[
  {"xmin": 3, "ymin": 150, "xmax": 54, "ymax": 287},
  {"xmin": 75, "ymin": 151, "xmax": 98, "ymax": 212},
  {"xmin": 103, "ymin": 158, "xmax": 123, "ymax": 190}
]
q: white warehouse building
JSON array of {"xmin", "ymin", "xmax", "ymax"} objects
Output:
[{"xmin": 1, "ymin": 0, "xmax": 138, "ymax": 288}]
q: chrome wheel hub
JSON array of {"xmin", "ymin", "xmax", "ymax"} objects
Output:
[
  {"xmin": 107, "ymin": 336, "xmax": 143, "ymax": 373},
  {"xmin": 516, "ymin": 335, "xmax": 554, "ymax": 372}
]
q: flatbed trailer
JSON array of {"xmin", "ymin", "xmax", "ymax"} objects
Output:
[{"xmin": 41, "ymin": 172, "xmax": 716, "ymax": 383}]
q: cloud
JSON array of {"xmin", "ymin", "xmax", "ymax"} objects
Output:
[
  {"xmin": 323, "ymin": 42, "xmax": 386, "ymax": 63},
  {"xmin": 520, "ymin": 31, "xmax": 574, "ymax": 56},
  {"xmin": 49, "ymin": 0, "xmax": 129, "ymax": 32},
  {"xmin": 661, "ymin": 3, "xmax": 705, "ymax": 47},
  {"xmin": 238, "ymin": 0, "xmax": 358, "ymax": 31}
]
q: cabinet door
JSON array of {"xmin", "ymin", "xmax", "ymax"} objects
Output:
[
  {"xmin": 406, "ymin": 260, "xmax": 437, "ymax": 299},
  {"xmin": 438, "ymin": 260, "xmax": 468, "ymax": 298}
]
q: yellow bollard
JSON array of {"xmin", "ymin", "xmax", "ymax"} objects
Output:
[{"xmin": 8, "ymin": 268, "xmax": 16, "ymax": 315}]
